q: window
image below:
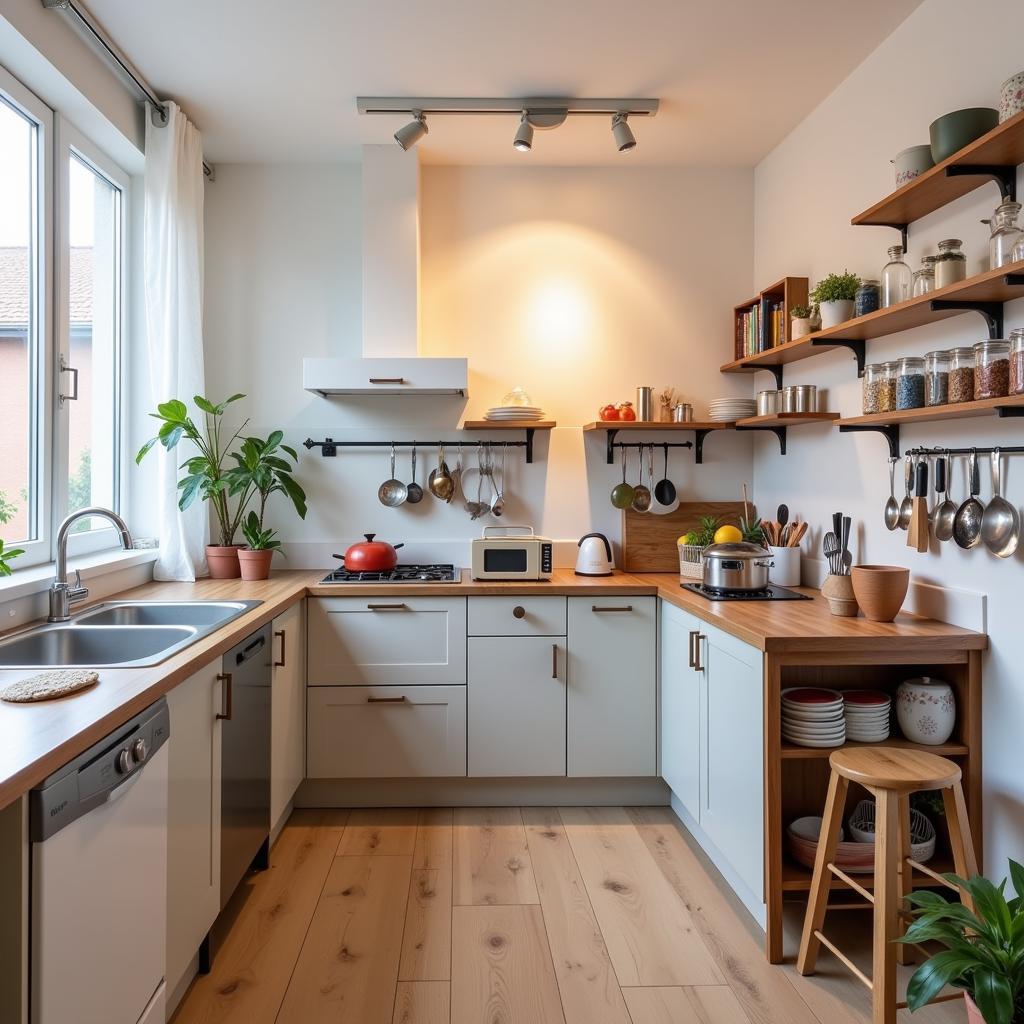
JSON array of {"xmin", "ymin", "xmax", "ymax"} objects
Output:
[{"xmin": 0, "ymin": 65, "xmax": 129, "ymax": 570}]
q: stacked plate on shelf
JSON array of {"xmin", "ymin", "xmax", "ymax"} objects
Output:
[
  {"xmin": 483, "ymin": 405, "xmax": 546, "ymax": 421},
  {"xmin": 707, "ymin": 397, "xmax": 756, "ymax": 422},
  {"xmin": 782, "ymin": 687, "xmax": 846, "ymax": 748},
  {"xmin": 843, "ymin": 690, "xmax": 892, "ymax": 742}
]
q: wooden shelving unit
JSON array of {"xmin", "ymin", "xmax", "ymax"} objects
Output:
[
  {"xmin": 732, "ymin": 276, "xmax": 809, "ymax": 362},
  {"xmin": 581, "ymin": 420, "xmax": 731, "ymax": 432},
  {"xmin": 780, "ymin": 736, "xmax": 970, "ymax": 760},
  {"xmin": 462, "ymin": 419, "xmax": 556, "ymax": 430},
  {"xmin": 837, "ymin": 394, "xmax": 1024, "ymax": 428},
  {"xmin": 781, "ymin": 855, "xmax": 957, "ymax": 893},
  {"xmin": 734, "ymin": 412, "xmax": 840, "ymax": 429}
]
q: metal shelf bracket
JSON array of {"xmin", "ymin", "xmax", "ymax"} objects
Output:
[
  {"xmin": 694, "ymin": 429, "xmax": 711, "ymax": 465},
  {"xmin": 811, "ymin": 337, "xmax": 867, "ymax": 377},
  {"xmin": 929, "ymin": 299, "xmax": 1004, "ymax": 338},
  {"xmin": 879, "ymin": 223, "xmax": 910, "ymax": 252},
  {"xmin": 997, "ymin": 406, "xmax": 1024, "ymax": 418},
  {"xmin": 756, "ymin": 364, "xmax": 785, "ymax": 390},
  {"xmin": 734, "ymin": 424, "xmax": 788, "ymax": 456},
  {"xmin": 944, "ymin": 164, "xmax": 1017, "ymax": 203},
  {"xmin": 839, "ymin": 423, "xmax": 901, "ymax": 460},
  {"xmin": 604, "ymin": 428, "xmax": 619, "ymax": 464},
  {"xmin": 1004, "ymin": 273, "xmax": 1024, "ymax": 287}
]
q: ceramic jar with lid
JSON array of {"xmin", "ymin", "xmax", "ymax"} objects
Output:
[
  {"xmin": 934, "ymin": 239, "xmax": 967, "ymax": 288},
  {"xmin": 973, "ymin": 339, "xmax": 1010, "ymax": 399},
  {"xmin": 1010, "ymin": 329, "xmax": 1024, "ymax": 396},
  {"xmin": 897, "ymin": 356, "xmax": 926, "ymax": 409},
  {"xmin": 949, "ymin": 347, "xmax": 975, "ymax": 404},
  {"xmin": 896, "ymin": 677, "xmax": 956, "ymax": 745}
]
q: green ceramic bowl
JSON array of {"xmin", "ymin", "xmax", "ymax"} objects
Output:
[{"xmin": 929, "ymin": 107, "xmax": 999, "ymax": 164}]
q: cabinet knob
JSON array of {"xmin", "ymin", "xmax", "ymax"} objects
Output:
[{"xmin": 512, "ymin": 605, "xmax": 526, "ymax": 619}]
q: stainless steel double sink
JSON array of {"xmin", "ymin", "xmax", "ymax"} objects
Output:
[{"xmin": 0, "ymin": 601, "xmax": 263, "ymax": 669}]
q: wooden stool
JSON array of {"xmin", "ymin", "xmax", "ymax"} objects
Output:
[{"xmin": 796, "ymin": 747, "xmax": 978, "ymax": 1024}]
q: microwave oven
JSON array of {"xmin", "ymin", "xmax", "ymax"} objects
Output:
[{"xmin": 471, "ymin": 526, "xmax": 553, "ymax": 581}]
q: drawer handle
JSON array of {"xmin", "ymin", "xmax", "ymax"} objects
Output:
[
  {"xmin": 512, "ymin": 605, "xmax": 526, "ymax": 619},
  {"xmin": 552, "ymin": 643, "xmax": 558, "ymax": 679},
  {"xmin": 688, "ymin": 630, "xmax": 698, "ymax": 669},
  {"xmin": 368, "ymin": 377, "xmax": 407, "ymax": 384},
  {"xmin": 693, "ymin": 633, "xmax": 705, "ymax": 673},
  {"xmin": 216, "ymin": 672, "xmax": 233, "ymax": 721},
  {"xmin": 367, "ymin": 695, "xmax": 407, "ymax": 703},
  {"xmin": 274, "ymin": 629, "xmax": 286, "ymax": 667},
  {"xmin": 367, "ymin": 603, "xmax": 408, "ymax": 611},
  {"xmin": 592, "ymin": 605, "xmax": 633, "ymax": 613}
]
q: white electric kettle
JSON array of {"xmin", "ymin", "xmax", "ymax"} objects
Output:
[{"xmin": 575, "ymin": 532, "xmax": 614, "ymax": 577}]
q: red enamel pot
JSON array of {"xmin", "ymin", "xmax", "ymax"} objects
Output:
[{"xmin": 340, "ymin": 534, "xmax": 405, "ymax": 572}]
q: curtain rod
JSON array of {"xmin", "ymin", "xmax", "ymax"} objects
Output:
[{"xmin": 41, "ymin": 0, "xmax": 214, "ymax": 180}]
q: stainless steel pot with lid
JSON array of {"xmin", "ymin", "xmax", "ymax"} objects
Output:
[{"xmin": 702, "ymin": 541, "xmax": 775, "ymax": 592}]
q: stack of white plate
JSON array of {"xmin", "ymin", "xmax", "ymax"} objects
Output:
[
  {"xmin": 782, "ymin": 687, "xmax": 846, "ymax": 748},
  {"xmin": 484, "ymin": 406, "xmax": 545, "ymax": 421},
  {"xmin": 843, "ymin": 690, "xmax": 892, "ymax": 742},
  {"xmin": 707, "ymin": 398, "xmax": 756, "ymax": 422}
]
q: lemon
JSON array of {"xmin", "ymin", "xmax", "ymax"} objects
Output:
[
  {"xmin": 677, "ymin": 533, "xmax": 692, "ymax": 546},
  {"xmin": 713, "ymin": 524, "xmax": 742, "ymax": 544}
]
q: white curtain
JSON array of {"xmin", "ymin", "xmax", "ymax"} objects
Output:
[{"xmin": 144, "ymin": 102, "xmax": 209, "ymax": 580}]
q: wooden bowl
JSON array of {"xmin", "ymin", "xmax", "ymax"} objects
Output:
[{"xmin": 851, "ymin": 565, "xmax": 910, "ymax": 622}]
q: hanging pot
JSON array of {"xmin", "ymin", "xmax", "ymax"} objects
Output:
[{"xmin": 340, "ymin": 533, "xmax": 405, "ymax": 572}]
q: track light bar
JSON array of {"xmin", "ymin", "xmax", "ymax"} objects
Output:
[{"xmin": 357, "ymin": 97, "xmax": 660, "ymax": 117}]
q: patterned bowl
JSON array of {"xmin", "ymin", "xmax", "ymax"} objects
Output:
[{"xmin": 1000, "ymin": 71, "xmax": 1024, "ymax": 123}]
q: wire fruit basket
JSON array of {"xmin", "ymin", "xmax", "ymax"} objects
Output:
[{"xmin": 678, "ymin": 543, "xmax": 706, "ymax": 580}]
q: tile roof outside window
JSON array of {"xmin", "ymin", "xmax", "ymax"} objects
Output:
[{"xmin": 0, "ymin": 246, "xmax": 92, "ymax": 327}]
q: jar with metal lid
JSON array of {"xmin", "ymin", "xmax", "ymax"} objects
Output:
[
  {"xmin": 881, "ymin": 247, "xmax": 912, "ymax": 307},
  {"xmin": 934, "ymin": 239, "xmax": 967, "ymax": 288},
  {"xmin": 862, "ymin": 363, "xmax": 886, "ymax": 413},
  {"xmin": 756, "ymin": 390, "xmax": 779, "ymax": 416},
  {"xmin": 1010, "ymin": 330, "xmax": 1024, "ymax": 396},
  {"xmin": 982, "ymin": 199, "xmax": 1023, "ymax": 270},
  {"xmin": 949, "ymin": 347, "xmax": 975, "ymax": 404},
  {"xmin": 855, "ymin": 279, "xmax": 880, "ymax": 317},
  {"xmin": 912, "ymin": 266, "xmax": 935, "ymax": 297},
  {"xmin": 973, "ymin": 339, "xmax": 1010, "ymax": 400},
  {"xmin": 924, "ymin": 349, "xmax": 950, "ymax": 406},
  {"xmin": 877, "ymin": 361, "xmax": 898, "ymax": 412},
  {"xmin": 897, "ymin": 356, "xmax": 926, "ymax": 409}
]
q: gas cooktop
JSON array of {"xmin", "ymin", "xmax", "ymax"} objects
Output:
[
  {"xmin": 320, "ymin": 564, "xmax": 460, "ymax": 584},
  {"xmin": 681, "ymin": 582, "xmax": 811, "ymax": 602}
]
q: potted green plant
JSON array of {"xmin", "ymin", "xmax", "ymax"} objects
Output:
[
  {"xmin": 238, "ymin": 512, "xmax": 282, "ymax": 581},
  {"xmin": 0, "ymin": 538, "xmax": 24, "ymax": 577},
  {"xmin": 136, "ymin": 394, "xmax": 251, "ymax": 578},
  {"xmin": 811, "ymin": 271, "xmax": 860, "ymax": 329},
  {"xmin": 790, "ymin": 304, "xmax": 813, "ymax": 339},
  {"xmin": 900, "ymin": 859, "xmax": 1024, "ymax": 1024}
]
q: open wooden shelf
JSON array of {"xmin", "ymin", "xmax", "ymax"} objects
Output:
[
  {"xmin": 582, "ymin": 420, "xmax": 734, "ymax": 432},
  {"xmin": 852, "ymin": 109, "xmax": 1024, "ymax": 229},
  {"xmin": 721, "ymin": 260, "xmax": 1024, "ymax": 377},
  {"xmin": 836, "ymin": 393, "xmax": 1024, "ymax": 428},
  {"xmin": 780, "ymin": 737, "xmax": 969, "ymax": 760},
  {"xmin": 735, "ymin": 412, "xmax": 840, "ymax": 429},
  {"xmin": 463, "ymin": 420, "xmax": 556, "ymax": 430},
  {"xmin": 781, "ymin": 854, "xmax": 955, "ymax": 892}
]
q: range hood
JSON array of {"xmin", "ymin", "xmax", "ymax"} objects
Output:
[{"xmin": 303, "ymin": 146, "xmax": 468, "ymax": 398}]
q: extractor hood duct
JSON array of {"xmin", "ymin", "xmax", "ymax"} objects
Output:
[{"xmin": 303, "ymin": 145, "xmax": 467, "ymax": 397}]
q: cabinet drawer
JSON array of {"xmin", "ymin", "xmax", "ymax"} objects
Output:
[
  {"xmin": 307, "ymin": 686, "xmax": 467, "ymax": 778},
  {"xmin": 468, "ymin": 596, "xmax": 566, "ymax": 636},
  {"xmin": 308, "ymin": 597, "xmax": 466, "ymax": 686}
]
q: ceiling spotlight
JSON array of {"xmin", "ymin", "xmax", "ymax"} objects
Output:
[
  {"xmin": 611, "ymin": 112, "xmax": 636, "ymax": 153},
  {"xmin": 513, "ymin": 112, "xmax": 533, "ymax": 152},
  {"xmin": 394, "ymin": 111, "xmax": 427, "ymax": 150}
]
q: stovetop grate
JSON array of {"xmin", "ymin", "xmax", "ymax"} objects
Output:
[{"xmin": 320, "ymin": 564, "xmax": 459, "ymax": 584}]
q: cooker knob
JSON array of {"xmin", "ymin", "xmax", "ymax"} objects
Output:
[
  {"xmin": 131, "ymin": 738, "xmax": 148, "ymax": 764},
  {"xmin": 116, "ymin": 747, "xmax": 132, "ymax": 774}
]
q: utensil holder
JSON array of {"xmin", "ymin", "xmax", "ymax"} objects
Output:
[
  {"xmin": 678, "ymin": 544, "xmax": 705, "ymax": 580},
  {"xmin": 821, "ymin": 574, "xmax": 859, "ymax": 617},
  {"xmin": 768, "ymin": 546, "xmax": 801, "ymax": 587}
]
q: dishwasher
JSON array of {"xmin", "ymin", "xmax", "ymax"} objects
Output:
[{"xmin": 30, "ymin": 697, "xmax": 170, "ymax": 1024}]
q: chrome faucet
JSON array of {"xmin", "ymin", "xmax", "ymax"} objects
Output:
[{"xmin": 48, "ymin": 507, "xmax": 135, "ymax": 622}]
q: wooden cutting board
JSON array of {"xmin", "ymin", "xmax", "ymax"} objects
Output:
[{"xmin": 621, "ymin": 501, "xmax": 754, "ymax": 572}]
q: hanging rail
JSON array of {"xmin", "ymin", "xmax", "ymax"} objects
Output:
[
  {"xmin": 303, "ymin": 436, "xmax": 541, "ymax": 463},
  {"xmin": 905, "ymin": 444, "xmax": 1024, "ymax": 458}
]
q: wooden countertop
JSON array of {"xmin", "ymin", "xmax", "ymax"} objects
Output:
[{"xmin": 0, "ymin": 568, "xmax": 985, "ymax": 810}]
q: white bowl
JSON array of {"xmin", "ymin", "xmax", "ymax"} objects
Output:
[{"xmin": 789, "ymin": 816, "xmax": 845, "ymax": 842}]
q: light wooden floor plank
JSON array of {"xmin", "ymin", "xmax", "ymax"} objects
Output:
[
  {"xmin": 451, "ymin": 905, "xmax": 566, "ymax": 1024},
  {"xmin": 522, "ymin": 807, "xmax": 631, "ymax": 1024},
  {"xmin": 171, "ymin": 809, "xmax": 347, "ymax": 1024},
  {"xmin": 276, "ymin": 853, "xmax": 412, "ymax": 1023},
  {"xmin": 392, "ymin": 981, "xmax": 450, "ymax": 1024},
  {"xmin": 453, "ymin": 807, "xmax": 540, "ymax": 906},
  {"xmin": 400, "ymin": 809, "xmax": 454, "ymax": 982},
  {"xmin": 623, "ymin": 985, "xmax": 751, "ymax": 1024},
  {"xmin": 558, "ymin": 807, "xmax": 723, "ymax": 988},
  {"xmin": 337, "ymin": 807, "xmax": 419, "ymax": 856}
]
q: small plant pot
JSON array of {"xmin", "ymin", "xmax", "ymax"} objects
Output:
[
  {"xmin": 964, "ymin": 993, "xmax": 984, "ymax": 1024},
  {"xmin": 206, "ymin": 544, "xmax": 243, "ymax": 579},
  {"xmin": 821, "ymin": 574, "xmax": 859, "ymax": 617},
  {"xmin": 851, "ymin": 564, "xmax": 910, "ymax": 622},
  {"xmin": 238, "ymin": 548, "xmax": 274, "ymax": 581},
  {"xmin": 819, "ymin": 300, "xmax": 854, "ymax": 330},
  {"xmin": 791, "ymin": 317, "xmax": 812, "ymax": 339}
]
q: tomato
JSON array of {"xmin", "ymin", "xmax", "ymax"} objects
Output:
[
  {"xmin": 617, "ymin": 402, "xmax": 637, "ymax": 421},
  {"xmin": 599, "ymin": 404, "xmax": 619, "ymax": 421}
]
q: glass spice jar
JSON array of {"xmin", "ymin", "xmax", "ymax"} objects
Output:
[
  {"xmin": 855, "ymin": 279, "xmax": 881, "ymax": 317},
  {"xmin": 973, "ymin": 340, "xmax": 1010, "ymax": 400},
  {"xmin": 934, "ymin": 239, "xmax": 967, "ymax": 288},
  {"xmin": 948, "ymin": 347, "xmax": 975, "ymax": 404},
  {"xmin": 1010, "ymin": 329, "xmax": 1024, "ymax": 396},
  {"xmin": 897, "ymin": 356, "xmax": 926, "ymax": 409},
  {"xmin": 912, "ymin": 266, "xmax": 935, "ymax": 297},
  {"xmin": 877, "ymin": 361, "xmax": 898, "ymax": 412},
  {"xmin": 881, "ymin": 246, "xmax": 912, "ymax": 307},
  {"xmin": 924, "ymin": 349, "xmax": 950, "ymax": 406},
  {"xmin": 983, "ymin": 199, "xmax": 1024, "ymax": 270},
  {"xmin": 862, "ymin": 363, "xmax": 885, "ymax": 413}
]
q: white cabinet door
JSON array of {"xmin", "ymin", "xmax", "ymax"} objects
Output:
[
  {"xmin": 308, "ymin": 597, "xmax": 467, "ymax": 686},
  {"xmin": 468, "ymin": 636, "xmax": 566, "ymax": 777},
  {"xmin": 271, "ymin": 600, "xmax": 305, "ymax": 830},
  {"xmin": 567, "ymin": 597, "xmax": 656, "ymax": 777},
  {"xmin": 468, "ymin": 596, "xmax": 567, "ymax": 637},
  {"xmin": 165, "ymin": 661, "xmax": 223, "ymax": 996},
  {"xmin": 700, "ymin": 624, "xmax": 764, "ymax": 900},
  {"xmin": 307, "ymin": 686, "xmax": 467, "ymax": 778},
  {"xmin": 659, "ymin": 601, "xmax": 702, "ymax": 819}
]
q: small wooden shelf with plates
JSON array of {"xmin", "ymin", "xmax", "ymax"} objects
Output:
[
  {"xmin": 583, "ymin": 420, "xmax": 734, "ymax": 466},
  {"xmin": 780, "ymin": 736, "xmax": 969, "ymax": 760},
  {"xmin": 461, "ymin": 420, "xmax": 556, "ymax": 464}
]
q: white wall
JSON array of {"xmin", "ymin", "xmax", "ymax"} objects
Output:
[
  {"xmin": 753, "ymin": 0, "xmax": 1024, "ymax": 873},
  {"xmin": 202, "ymin": 162, "xmax": 755, "ymax": 567}
]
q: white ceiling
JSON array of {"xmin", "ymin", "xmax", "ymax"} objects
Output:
[{"xmin": 85, "ymin": 0, "xmax": 923, "ymax": 166}]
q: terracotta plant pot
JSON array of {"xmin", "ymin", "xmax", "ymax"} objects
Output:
[
  {"xmin": 206, "ymin": 544, "xmax": 243, "ymax": 579},
  {"xmin": 237, "ymin": 548, "xmax": 274, "ymax": 582},
  {"xmin": 821, "ymin": 574, "xmax": 859, "ymax": 617},
  {"xmin": 791, "ymin": 317, "xmax": 812, "ymax": 339},
  {"xmin": 964, "ymin": 993, "xmax": 984, "ymax": 1024},
  {"xmin": 851, "ymin": 564, "xmax": 910, "ymax": 622}
]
